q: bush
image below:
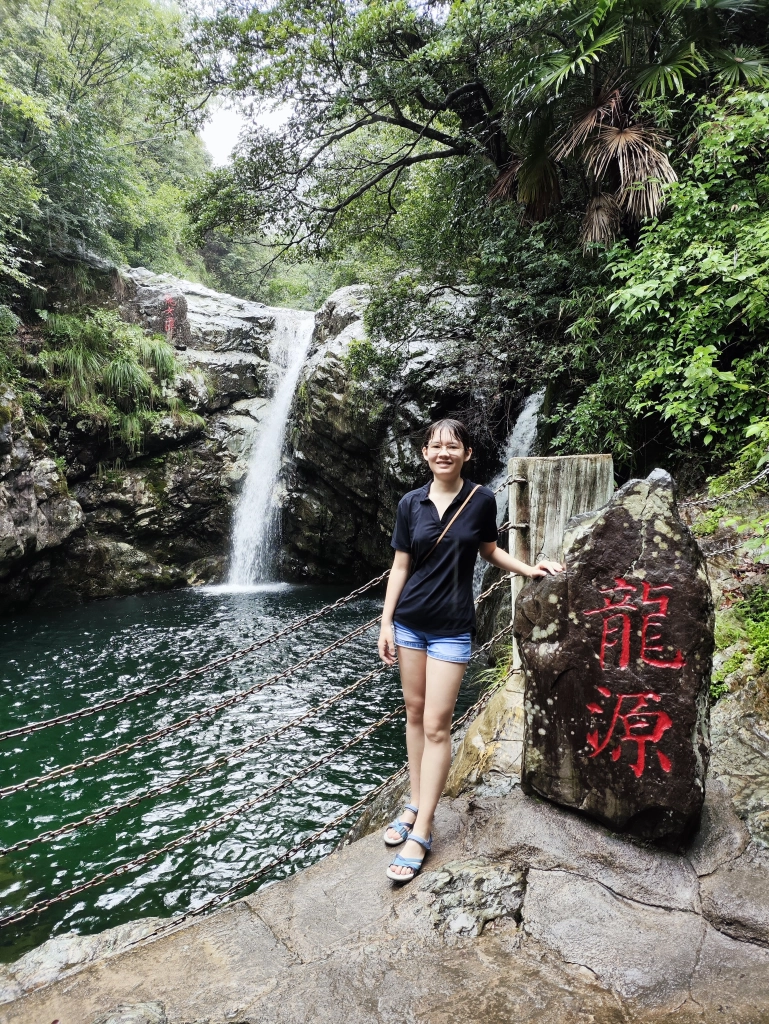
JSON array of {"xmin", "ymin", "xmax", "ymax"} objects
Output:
[{"xmin": 35, "ymin": 308, "xmax": 201, "ymax": 452}]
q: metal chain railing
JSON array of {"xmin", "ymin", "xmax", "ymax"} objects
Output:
[
  {"xmin": 0, "ymin": 666, "xmax": 387, "ymax": 857},
  {"xmin": 0, "ymin": 622, "xmax": 513, "ymax": 930},
  {"xmin": 127, "ymin": 764, "xmax": 410, "ymax": 948},
  {"xmin": 0, "ymin": 616, "xmax": 382, "ymax": 800},
  {"xmin": 126, "ymin": 630, "xmax": 512, "ymax": 949},
  {"xmin": 0, "ymin": 706, "xmax": 406, "ymax": 930},
  {"xmin": 0, "ymin": 570, "xmax": 391, "ymax": 744},
  {"xmin": 2, "ymin": 614, "xmax": 511, "ymax": 855},
  {"xmin": 679, "ymin": 464, "xmax": 769, "ymax": 508}
]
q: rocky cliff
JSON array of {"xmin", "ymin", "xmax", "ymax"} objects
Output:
[
  {"xmin": 281, "ymin": 286, "xmax": 516, "ymax": 582},
  {"xmin": 0, "ymin": 265, "xmax": 295, "ymax": 613},
  {"xmin": 1, "ymin": 266, "xmax": 520, "ymax": 610}
]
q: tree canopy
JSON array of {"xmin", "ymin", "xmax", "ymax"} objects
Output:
[{"xmin": 186, "ymin": 0, "xmax": 768, "ymax": 256}]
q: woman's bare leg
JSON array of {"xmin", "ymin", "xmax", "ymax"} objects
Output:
[
  {"xmin": 389, "ymin": 656, "xmax": 466, "ymax": 876},
  {"xmin": 384, "ymin": 645, "xmax": 426, "ymax": 843}
]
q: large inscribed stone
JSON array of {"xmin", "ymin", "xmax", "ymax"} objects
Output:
[{"xmin": 515, "ymin": 469, "xmax": 713, "ymax": 841}]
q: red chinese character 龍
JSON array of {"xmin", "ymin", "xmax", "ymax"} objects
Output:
[
  {"xmin": 586, "ymin": 688, "xmax": 673, "ymax": 778},
  {"xmin": 584, "ymin": 578, "xmax": 686, "ymax": 671}
]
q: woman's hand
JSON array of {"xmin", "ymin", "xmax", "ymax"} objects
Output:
[
  {"xmin": 528, "ymin": 559, "xmax": 565, "ymax": 577},
  {"xmin": 378, "ymin": 622, "xmax": 397, "ymax": 666}
]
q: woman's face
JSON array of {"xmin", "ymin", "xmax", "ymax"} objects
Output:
[{"xmin": 422, "ymin": 429, "xmax": 472, "ymax": 478}]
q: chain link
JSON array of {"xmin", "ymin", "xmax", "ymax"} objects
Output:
[
  {"xmin": 475, "ymin": 574, "xmax": 513, "ymax": 606},
  {"xmin": 127, "ymin": 623, "xmax": 514, "ymax": 948},
  {"xmin": 493, "ymin": 474, "xmax": 527, "ymax": 495},
  {"xmin": 0, "ymin": 666, "xmax": 387, "ymax": 857},
  {"xmin": 126, "ymin": 762, "xmax": 410, "ymax": 948},
  {"xmin": 679, "ymin": 464, "xmax": 769, "ymax": 508},
  {"xmin": 0, "ymin": 571, "xmax": 391, "ymax": 744},
  {"xmin": 0, "ymin": 623, "xmax": 513, "ymax": 928},
  {"xmin": 0, "ymin": 616, "xmax": 382, "ymax": 800},
  {"xmin": 0, "ymin": 706, "xmax": 406, "ymax": 930}
]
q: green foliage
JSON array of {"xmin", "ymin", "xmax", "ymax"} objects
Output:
[
  {"xmin": 742, "ymin": 586, "xmax": 769, "ymax": 673},
  {"xmin": 185, "ymin": 0, "xmax": 765, "ymax": 257},
  {"xmin": 0, "ymin": 0, "xmax": 214, "ymax": 290},
  {"xmin": 33, "ymin": 308, "xmax": 196, "ymax": 452},
  {"xmin": 552, "ymin": 90, "xmax": 769, "ymax": 473},
  {"xmin": 476, "ymin": 644, "xmax": 514, "ymax": 694}
]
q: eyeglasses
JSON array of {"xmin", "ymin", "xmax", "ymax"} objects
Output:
[{"xmin": 427, "ymin": 442, "xmax": 464, "ymax": 453}]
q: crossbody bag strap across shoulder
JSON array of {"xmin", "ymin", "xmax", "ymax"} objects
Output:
[{"xmin": 412, "ymin": 483, "xmax": 481, "ymax": 573}]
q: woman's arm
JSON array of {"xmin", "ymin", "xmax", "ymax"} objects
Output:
[
  {"xmin": 479, "ymin": 541, "xmax": 563, "ymax": 577},
  {"xmin": 378, "ymin": 550, "xmax": 412, "ymax": 665}
]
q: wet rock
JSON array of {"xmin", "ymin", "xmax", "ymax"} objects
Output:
[
  {"xmin": 445, "ymin": 671, "xmax": 525, "ymax": 796},
  {"xmin": 90, "ymin": 1005, "xmax": 166, "ymax": 1024},
  {"xmin": 699, "ymin": 846, "xmax": 769, "ymax": 946},
  {"xmin": 418, "ymin": 858, "xmax": 525, "ymax": 937},
  {"xmin": 283, "ymin": 286, "xmax": 516, "ymax": 582},
  {"xmin": 516, "ymin": 469, "xmax": 713, "ymax": 841},
  {"xmin": 0, "ymin": 918, "xmax": 165, "ymax": 1004},
  {"xmin": 710, "ymin": 665, "xmax": 769, "ymax": 847},
  {"xmin": 0, "ymin": 391, "xmax": 84, "ymax": 598},
  {"xmin": 123, "ymin": 267, "xmax": 274, "ymax": 355},
  {"xmin": 181, "ymin": 349, "xmax": 270, "ymax": 410},
  {"xmin": 687, "ymin": 778, "xmax": 750, "ymax": 876},
  {"xmin": 522, "ymin": 867, "xmax": 706, "ymax": 1008}
]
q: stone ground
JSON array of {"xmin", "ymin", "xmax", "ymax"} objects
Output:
[{"xmin": 3, "ymin": 775, "xmax": 769, "ymax": 1024}]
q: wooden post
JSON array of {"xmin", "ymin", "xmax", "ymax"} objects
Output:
[{"xmin": 509, "ymin": 454, "xmax": 615, "ymax": 669}]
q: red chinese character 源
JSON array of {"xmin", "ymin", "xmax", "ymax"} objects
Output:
[
  {"xmin": 584, "ymin": 577, "xmax": 686, "ymax": 671},
  {"xmin": 586, "ymin": 689, "xmax": 673, "ymax": 778},
  {"xmin": 163, "ymin": 295, "xmax": 176, "ymax": 338}
]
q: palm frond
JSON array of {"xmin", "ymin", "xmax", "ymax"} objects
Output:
[
  {"xmin": 551, "ymin": 88, "xmax": 624, "ymax": 162},
  {"xmin": 488, "ymin": 158, "xmax": 523, "ymax": 201},
  {"xmin": 634, "ymin": 44, "xmax": 707, "ymax": 97},
  {"xmin": 580, "ymin": 193, "xmax": 622, "ymax": 249},
  {"xmin": 709, "ymin": 46, "xmax": 769, "ymax": 87},
  {"xmin": 585, "ymin": 124, "xmax": 677, "ymax": 219},
  {"xmin": 686, "ymin": 0, "xmax": 759, "ymax": 11},
  {"xmin": 534, "ymin": 22, "xmax": 623, "ymax": 97},
  {"xmin": 517, "ymin": 151, "xmax": 561, "ymax": 218}
]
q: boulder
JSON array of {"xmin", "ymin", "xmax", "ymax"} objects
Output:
[
  {"xmin": 0, "ymin": 390, "xmax": 84, "ymax": 592},
  {"xmin": 516, "ymin": 469, "xmax": 713, "ymax": 841},
  {"xmin": 122, "ymin": 267, "xmax": 275, "ymax": 355}
]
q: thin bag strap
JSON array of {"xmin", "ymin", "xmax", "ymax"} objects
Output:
[{"xmin": 414, "ymin": 484, "xmax": 481, "ymax": 572}]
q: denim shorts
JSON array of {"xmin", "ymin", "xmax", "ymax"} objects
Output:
[{"xmin": 393, "ymin": 621, "xmax": 472, "ymax": 664}]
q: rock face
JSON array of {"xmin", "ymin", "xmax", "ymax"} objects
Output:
[
  {"xmin": 0, "ymin": 390, "xmax": 84, "ymax": 601},
  {"xmin": 5, "ymin": 781, "xmax": 769, "ymax": 1024},
  {"xmin": 515, "ymin": 469, "xmax": 713, "ymax": 841},
  {"xmin": 0, "ymin": 267, "xmax": 294, "ymax": 613},
  {"xmin": 282, "ymin": 286, "xmax": 516, "ymax": 581}
]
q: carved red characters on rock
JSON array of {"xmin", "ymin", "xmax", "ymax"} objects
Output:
[
  {"xmin": 586, "ymin": 688, "xmax": 673, "ymax": 778},
  {"xmin": 583, "ymin": 577, "xmax": 684, "ymax": 779},
  {"xmin": 163, "ymin": 295, "xmax": 176, "ymax": 339},
  {"xmin": 584, "ymin": 577, "xmax": 686, "ymax": 671}
]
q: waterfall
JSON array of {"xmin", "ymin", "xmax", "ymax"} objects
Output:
[
  {"xmin": 490, "ymin": 390, "xmax": 545, "ymax": 519},
  {"xmin": 474, "ymin": 390, "xmax": 545, "ymax": 593},
  {"xmin": 227, "ymin": 310, "xmax": 315, "ymax": 587}
]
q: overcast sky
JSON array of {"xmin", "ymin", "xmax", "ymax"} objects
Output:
[{"xmin": 199, "ymin": 103, "xmax": 290, "ymax": 166}]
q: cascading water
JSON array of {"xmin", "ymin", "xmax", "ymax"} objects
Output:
[
  {"xmin": 474, "ymin": 390, "xmax": 545, "ymax": 592},
  {"xmin": 227, "ymin": 310, "xmax": 315, "ymax": 587},
  {"xmin": 489, "ymin": 389, "xmax": 545, "ymax": 519}
]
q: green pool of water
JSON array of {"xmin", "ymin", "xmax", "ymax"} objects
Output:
[{"xmin": 0, "ymin": 585, "xmax": 482, "ymax": 962}]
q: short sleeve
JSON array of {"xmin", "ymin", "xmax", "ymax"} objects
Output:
[
  {"xmin": 479, "ymin": 492, "xmax": 499, "ymax": 543},
  {"xmin": 391, "ymin": 496, "xmax": 412, "ymax": 552}
]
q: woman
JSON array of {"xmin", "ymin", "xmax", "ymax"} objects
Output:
[{"xmin": 378, "ymin": 418, "xmax": 563, "ymax": 882}]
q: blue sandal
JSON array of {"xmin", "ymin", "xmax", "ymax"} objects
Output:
[
  {"xmin": 383, "ymin": 803, "xmax": 419, "ymax": 846},
  {"xmin": 386, "ymin": 833, "xmax": 432, "ymax": 882}
]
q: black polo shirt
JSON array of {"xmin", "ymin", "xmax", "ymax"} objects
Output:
[{"xmin": 391, "ymin": 478, "xmax": 498, "ymax": 637}]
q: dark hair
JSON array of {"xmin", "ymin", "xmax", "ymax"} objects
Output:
[{"xmin": 423, "ymin": 418, "xmax": 472, "ymax": 450}]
